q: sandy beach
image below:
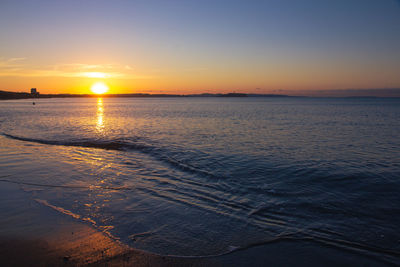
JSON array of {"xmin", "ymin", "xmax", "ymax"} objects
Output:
[
  {"xmin": 0, "ymin": 182, "xmax": 390, "ymax": 266},
  {"xmin": 0, "ymin": 182, "xmax": 196, "ymax": 266}
]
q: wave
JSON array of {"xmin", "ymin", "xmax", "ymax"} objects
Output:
[
  {"xmin": 28, "ymin": 196, "xmax": 400, "ymax": 263},
  {"xmin": 2, "ymin": 133, "xmax": 148, "ymax": 151},
  {"xmin": 3, "ymin": 177, "xmax": 398, "ymax": 263},
  {"xmin": 3, "ymin": 134, "xmax": 399, "ymax": 263},
  {"xmin": 35, "ymin": 198, "xmax": 82, "ymax": 220},
  {"xmin": 1, "ymin": 133, "xmax": 217, "ymax": 179},
  {"xmin": 0, "ymin": 178, "xmax": 130, "ymax": 191}
]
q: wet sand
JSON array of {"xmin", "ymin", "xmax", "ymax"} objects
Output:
[
  {"xmin": 0, "ymin": 182, "xmax": 391, "ymax": 266},
  {"xmin": 0, "ymin": 225, "xmax": 198, "ymax": 267},
  {"xmin": 0, "ymin": 182, "xmax": 199, "ymax": 266}
]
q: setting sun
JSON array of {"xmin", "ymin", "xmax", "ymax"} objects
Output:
[{"xmin": 91, "ymin": 82, "xmax": 109, "ymax": 94}]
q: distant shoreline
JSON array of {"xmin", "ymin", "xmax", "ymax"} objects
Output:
[
  {"xmin": 1, "ymin": 90, "xmax": 400, "ymax": 100},
  {"xmin": 0, "ymin": 91, "xmax": 291, "ymax": 100}
]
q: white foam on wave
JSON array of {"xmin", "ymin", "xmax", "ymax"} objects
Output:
[{"xmin": 35, "ymin": 198, "xmax": 81, "ymax": 220}]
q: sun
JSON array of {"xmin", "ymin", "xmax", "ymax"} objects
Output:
[{"xmin": 91, "ymin": 82, "xmax": 109, "ymax": 94}]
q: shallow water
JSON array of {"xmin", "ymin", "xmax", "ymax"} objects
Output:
[{"xmin": 0, "ymin": 97, "xmax": 399, "ymax": 263}]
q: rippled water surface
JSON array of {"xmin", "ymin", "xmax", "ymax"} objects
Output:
[{"xmin": 0, "ymin": 97, "xmax": 399, "ymax": 262}]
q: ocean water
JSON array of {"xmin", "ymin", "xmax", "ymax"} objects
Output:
[{"xmin": 0, "ymin": 97, "xmax": 399, "ymax": 263}]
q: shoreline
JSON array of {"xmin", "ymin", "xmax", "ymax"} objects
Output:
[
  {"xmin": 0, "ymin": 182, "xmax": 393, "ymax": 266},
  {"xmin": 0, "ymin": 91, "xmax": 256, "ymax": 100},
  {"xmin": 2, "ymin": 89, "xmax": 400, "ymax": 99},
  {"xmin": 0, "ymin": 182, "xmax": 199, "ymax": 266}
]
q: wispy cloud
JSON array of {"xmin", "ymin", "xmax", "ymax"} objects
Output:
[
  {"xmin": 0, "ymin": 58, "xmax": 150, "ymax": 79},
  {"xmin": 0, "ymin": 57, "xmax": 26, "ymax": 68},
  {"xmin": 8, "ymin": 57, "xmax": 26, "ymax": 62}
]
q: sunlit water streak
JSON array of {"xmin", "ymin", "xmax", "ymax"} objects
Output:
[
  {"xmin": 0, "ymin": 97, "xmax": 399, "ymax": 263},
  {"xmin": 96, "ymin": 98, "xmax": 104, "ymax": 133}
]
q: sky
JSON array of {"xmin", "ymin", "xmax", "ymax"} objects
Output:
[{"xmin": 1, "ymin": 0, "xmax": 400, "ymax": 95}]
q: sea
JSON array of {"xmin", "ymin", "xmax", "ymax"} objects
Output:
[{"xmin": 0, "ymin": 97, "xmax": 399, "ymax": 264}]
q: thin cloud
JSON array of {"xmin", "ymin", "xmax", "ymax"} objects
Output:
[
  {"xmin": 0, "ymin": 59, "xmax": 152, "ymax": 79},
  {"xmin": 8, "ymin": 57, "xmax": 26, "ymax": 62},
  {"xmin": 0, "ymin": 57, "xmax": 26, "ymax": 68}
]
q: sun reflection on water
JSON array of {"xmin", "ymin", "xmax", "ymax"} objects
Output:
[{"xmin": 96, "ymin": 98, "xmax": 104, "ymax": 132}]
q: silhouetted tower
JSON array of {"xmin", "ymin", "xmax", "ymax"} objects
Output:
[{"xmin": 30, "ymin": 88, "xmax": 40, "ymax": 97}]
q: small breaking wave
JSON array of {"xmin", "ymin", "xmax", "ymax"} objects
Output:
[
  {"xmin": 2, "ymin": 133, "xmax": 148, "ymax": 151},
  {"xmin": 2, "ymin": 132, "xmax": 218, "ymax": 179},
  {"xmin": 35, "ymin": 198, "xmax": 82, "ymax": 220},
  {"xmin": 0, "ymin": 178, "xmax": 130, "ymax": 190},
  {"xmin": 34, "ymin": 198, "xmax": 118, "ymax": 241}
]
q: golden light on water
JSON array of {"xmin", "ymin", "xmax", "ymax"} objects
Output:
[
  {"xmin": 91, "ymin": 82, "xmax": 109, "ymax": 94},
  {"xmin": 96, "ymin": 98, "xmax": 104, "ymax": 132}
]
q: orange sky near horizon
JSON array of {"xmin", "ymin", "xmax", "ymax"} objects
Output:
[{"xmin": 1, "ymin": 58, "xmax": 399, "ymax": 95}]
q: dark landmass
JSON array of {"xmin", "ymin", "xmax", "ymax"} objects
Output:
[
  {"xmin": 247, "ymin": 94, "xmax": 292, "ymax": 97},
  {"xmin": 0, "ymin": 91, "xmax": 36, "ymax": 100},
  {"xmin": 0, "ymin": 91, "xmax": 280, "ymax": 100},
  {"xmin": 269, "ymin": 88, "xmax": 400, "ymax": 97},
  {"xmin": 2, "ymin": 88, "xmax": 400, "ymax": 100}
]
